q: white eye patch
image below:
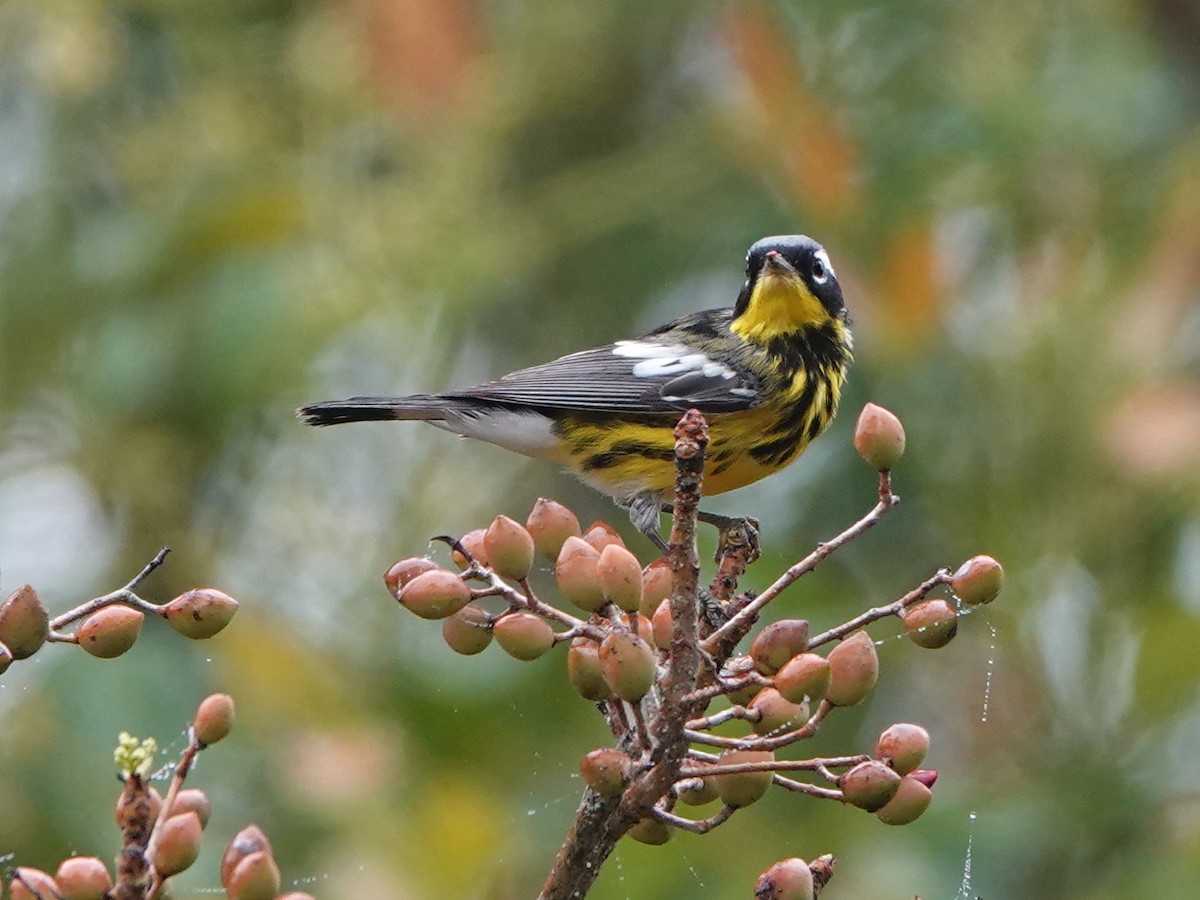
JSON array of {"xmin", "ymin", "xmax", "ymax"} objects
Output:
[{"xmin": 814, "ymin": 248, "xmax": 835, "ymax": 282}]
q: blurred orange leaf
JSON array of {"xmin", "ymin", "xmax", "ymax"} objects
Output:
[
  {"xmin": 1106, "ymin": 381, "xmax": 1200, "ymax": 480},
  {"xmin": 874, "ymin": 220, "xmax": 940, "ymax": 344},
  {"xmin": 723, "ymin": 2, "xmax": 861, "ymax": 220},
  {"xmin": 350, "ymin": 0, "xmax": 481, "ymax": 113}
]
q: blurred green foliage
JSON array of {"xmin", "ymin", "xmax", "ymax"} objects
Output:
[{"xmin": 2, "ymin": 0, "xmax": 1200, "ymax": 897}]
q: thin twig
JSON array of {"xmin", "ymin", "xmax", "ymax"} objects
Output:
[
  {"xmin": 630, "ymin": 701, "xmax": 651, "ymax": 750},
  {"xmin": 681, "ymin": 699, "xmax": 834, "ymax": 751},
  {"xmin": 702, "ymin": 480, "xmax": 898, "ymax": 655},
  {"xmin": 469, "ymin": 566, "xmax": 604, "ymax": 641},
  {"xmin": 773, "ymin": 774, "xmax": 844, "ymax": 801},
  {"xmin": 144, "ymin": 732, "xmax": 202, "ymax": 900},
  {"xmin": 678, "ymin": 754, "xmax": 868, "ymax": 779},
  {"xmin": 650, "ymin": 803, "xmax": 736, "ymax": 834},
  {"xmin": 48, "ymin": 548, "xmax": 171, "ymax": 633},
  {"xmin": 685, "ymin": 705, "xmax": 758, "ymax": 731},
  {"xmin": 807, "ymin": 570, "xmax": 951, "ymax": 648}
]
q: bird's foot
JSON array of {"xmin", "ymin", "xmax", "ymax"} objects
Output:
[{"xmin": 657, "ymin": 504, "xmax": 761, "ymax": 563}]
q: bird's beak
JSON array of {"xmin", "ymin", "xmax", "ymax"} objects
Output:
[{"xmin": 762, "ymin": 250, "xmax": 798, "ymax": 278}]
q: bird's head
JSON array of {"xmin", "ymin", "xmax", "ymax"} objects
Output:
[{"xmin": 731, "ymin": 235, "xmax": 849, "ymax": 343}]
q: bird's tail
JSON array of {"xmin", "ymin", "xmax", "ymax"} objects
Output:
[{"xmin": 297, "ymin": 395, "xmax": 447, "ymax": 426}]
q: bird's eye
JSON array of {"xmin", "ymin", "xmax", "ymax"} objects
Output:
[{"xmin": 811, "ymin": 257, "xmax": 828, "ymax": 284}]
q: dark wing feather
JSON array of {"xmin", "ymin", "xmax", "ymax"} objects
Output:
[{"xmin": 444, "ymin": 311, "xmax": 762, "ymax": 415}]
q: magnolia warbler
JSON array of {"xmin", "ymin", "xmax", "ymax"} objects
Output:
[{"xmin": 300, "ymin": 235, "xmax": 852, "ymax": 549}]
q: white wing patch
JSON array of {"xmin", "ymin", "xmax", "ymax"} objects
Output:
[
  {"xmin": 612, "ymin": 341, "xmax": 736, "ymax": 380},
  {"xmin": 612, "ymin": 340, "xmax": 686, "ymax": 359}
]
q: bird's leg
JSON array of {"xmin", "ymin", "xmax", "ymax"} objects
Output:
[
  {"xmin": 624, "ymin": 494, "xmax": 729, "ymax": 632},
  {"xmin": 623, "ymin": 493, "xmax": 670, "ymax": 554},
  {"xmin": 660, "ymin": 504, "xmax": 761, "ymax": 563}
]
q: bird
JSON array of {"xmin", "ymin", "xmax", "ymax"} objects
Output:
[{"xmin": 299, "ymin": 235, "xmax": 853, "ymax": 551}]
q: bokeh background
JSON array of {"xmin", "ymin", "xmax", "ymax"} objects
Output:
[{"xmin": 2, "ymin": 0, "xmax": 1200, "ymax": 897}]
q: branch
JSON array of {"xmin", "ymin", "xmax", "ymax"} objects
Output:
[
  {"xmin": 702, "ymin": 473, "xmax": 898, "ymax": 656},
  {"xmin": 708, "ymin": 518, "xmax": 758, "ymax": 604},
  {"xmin": 539, "ymin": 410, "xmax": 709, "ymax": 900},
  {"xmin": 48, "ymin": 548, "xmax": 171, "ymax": 638},
  {"xmin": 112, "ymin": 774, "xmax": 155, "ymax": 900}
]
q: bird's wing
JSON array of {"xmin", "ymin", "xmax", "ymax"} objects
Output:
[{"xmin": 446, "ymin": 339, "xmax": 762, "ymax": 415}]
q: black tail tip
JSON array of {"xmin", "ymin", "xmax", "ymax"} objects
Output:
[
  {"xmin": 296, "ymin": 400, "xmax": 400, "ymax": 426},
  {"xmin": 297, "ymin": 404, "xmax": 335, "ymax": 426}
]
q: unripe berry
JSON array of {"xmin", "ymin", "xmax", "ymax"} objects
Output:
[
  {"xmin": 627, "ymin": 817, "xmax": 671, "ymax": 845},
  {"xmin": 194, "ymin": 693, "xmax": 235, "ymax": 746},
  {"xmin": 163, "ymin": 588, "xmax": 239, "ymax": 639},
  {"xmin": 875, "ymin": 774, "xmax": 933, "ymax": 825},
  {"xmin": 398, "ymin": 569, "xmax": 472, "ymax": 620},
  {"xmin": 153, "ymin": 811, "xmax": 203, "ymax": 876},
  {"xmin": 597, "ymin": 544, "xmax": 643, "ymax": 613},
  {"xmin": 526, "ymin": 497, "xmax": 581, "ymax": 560},
  {"xmin": 0, "ymin": 584, "xmax": 49, "ymax": 659},
  {"xmin": 599, "ymin": 630, "xmax": 656, "ymax": 702},
  {"xmin": 651, "ymin": 599, "xmax": 673, "ymax": 650},
  {"xmin": 676, "ymin": 767, "xmax": 719, "ymax": 806},
  {"xmin": 839, "ymin": 760, "xmax": 902, "ymax": 811},
  {"xmin": 220, "ymin": 825, "xmax": 271, "ymax": 887},
  {"xmin": 567, "ymin": 638, "xmax": 610, "ymax": 701},
  {"xmin": 493, "ymin": 612, "xmax": 555, "ymax": 661},
  {"xmin": 581, "ymin": 520, "xmax": 625, "ymax": 553},
  {"xmin": 910, "ymin": 768, "xmax": 939, "ymax": 788},
  {"xmin": 555, "ymin": 536, "xmax": 606, "ymax": 612},
  {"xmin": 753, "ymin": 857, "xmax": 815, "ymax": 900},
  {"xmin": 451, "ymin": 528, "xmax": 489, "ymax": 568},
  {"xmin": 749, "ymin": 687, "xmax": 809, "ymax": 736},
  {"xmin": 640, "ymin": 558, "xmax": 673, "ymax": 617},
  {"xmin": 10, "ymin": 868, "xmax": 58, "ymax": 900},
  {"xmin": 78, "ymin": 606, "xmax": 143, "ymax": 659},
  {"xmin": 442, "ymin": 604, "xmax": 493, "ymax": 655},
  {"xmin": 725, "ymin": 676, "xmax": 763, "ymax": 708},
  {"xmin": 876, "ymin": 723, "xmax": 930, "ymax": 775},
  {"xmin": 750, "ymin": 619, "xmax": 810, "ymax": 675},
  {"xmin": 384, "ymin": 557, "xmax": 438, "ymax": 599},
  {"xmin": 773, "ymin": 652, "xmax": 831, "ymax": 705},
  {"xmin": 226, "ymin": 850, "xmax": 281, "ymax": 900},
  {"xmin": 951, "ymin": 555, "xmax": 1004, "ymax": 605},
  {"xmin": 634, "ymin": 613, "xmax": 655, "ymax": 647},
  {"xmin": 484, "ymin": 515, "xmax": 535, "ymax": 580},
  {"xmin": 853, "ymin": 402, "xmax": 906, "ymax": 471},
  {"xmin": 580, "ymin": 748, "xmax": 631, "ymax": 796},
  {"xmin": 904, "ymin": 599, "xmax": 957, "ymax": 649},
  {"xmin": 55, "ymin": 856, "xmax": 112, "ymax": 900},
  {"xmin": 826, "ymin": 631, "xmax": 879, "ymax": 706},
  {"xmin": 170, "ymin": 787, "xmax": 212, "ymax": 828},
  {"xmin": 715, "ymin": 749, "xmax": 774, "ymax": 807}
]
